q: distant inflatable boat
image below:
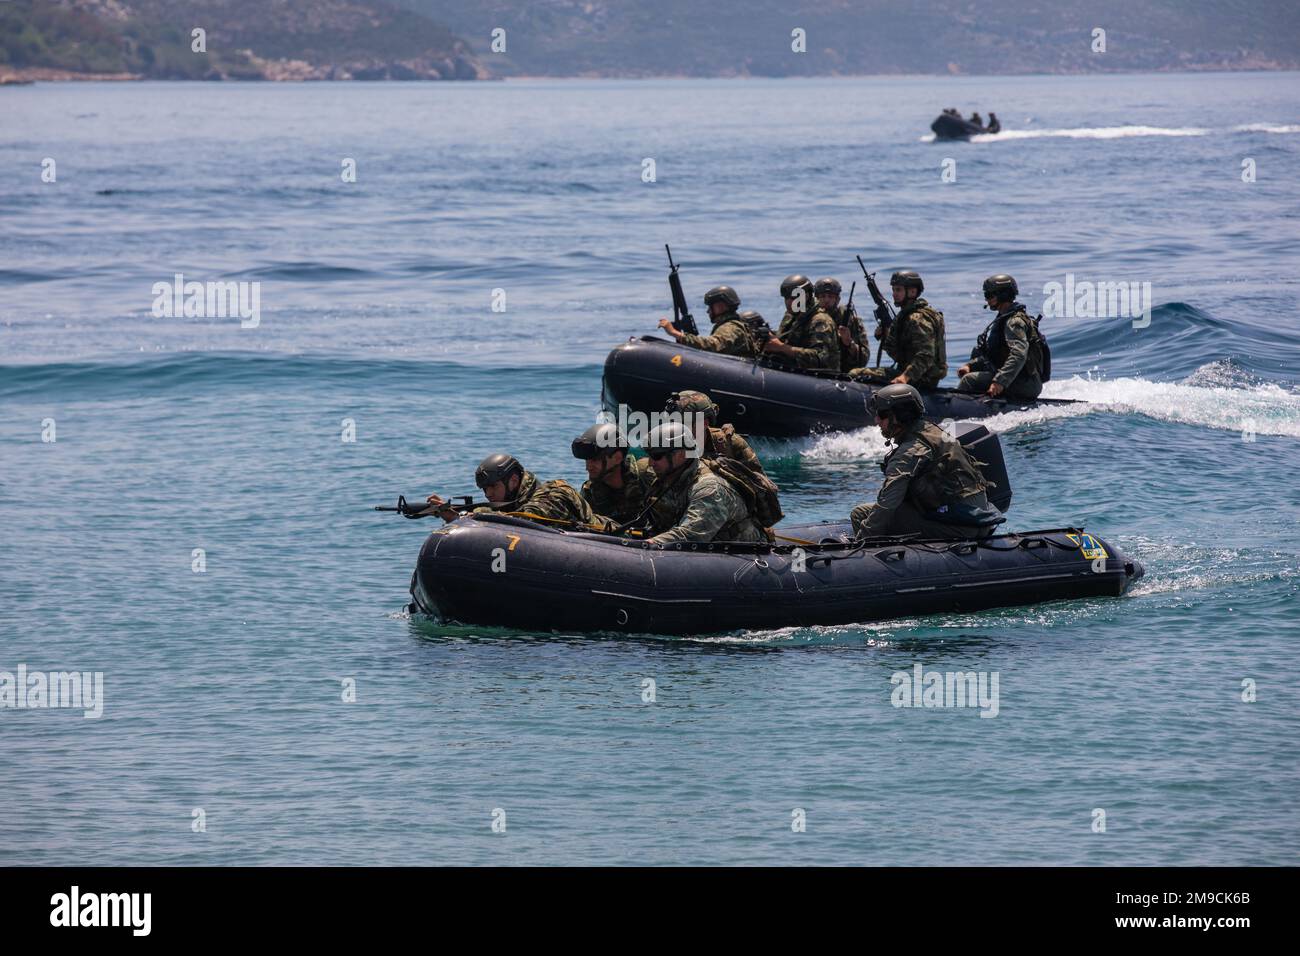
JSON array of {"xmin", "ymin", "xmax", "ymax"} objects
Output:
[
  {"xmin": 931, "ymin": 114, "xmax": 991, "ymax": 140},
  {"xmin": 602, "ymin": 336, "xmax": 1077, "ymax": 438},
  {"xmin": 408, "ymin": 513, "xmax": 1143, "ymax": 636}
]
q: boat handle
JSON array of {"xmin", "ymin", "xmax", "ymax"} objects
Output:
[
  {"xmin": 877, "ymin": 548, "xmax": 907, "ymax": 562},
  {"xmin": 616, "ymin": 609, "xmax": 629, "ymax": 625},
  {"xmin": 734, "ymin": 403, "xmax": 747, "ymax": 416},
  {"xmin": 1020, "ymin": 538, "xmax": 1047, "ymax": 549}
]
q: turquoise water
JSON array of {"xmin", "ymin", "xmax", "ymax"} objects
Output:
[{"xmin": 2, "ymin": 75, "xmax": 1298, "ymax": 865}]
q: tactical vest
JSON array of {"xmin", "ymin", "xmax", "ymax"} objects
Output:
[
  {"xmin": 978, "ymin": 306, "xmax": 1047, "ymax": 382},
  {"xmin": 715, "ymin": 311, "xmax": 766, "ymax": 355},
  {"xmin": 894, "ymin": 301, "xmax": 947, "ymax": 370},
  {"xmin": 888, "ymin": 422, "xmax": 988, "ymax": 512}
]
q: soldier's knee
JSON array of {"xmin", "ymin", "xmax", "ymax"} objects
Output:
[{"xmin": 957, "ymin": 372, "xmax": 985, "ymax": 393}]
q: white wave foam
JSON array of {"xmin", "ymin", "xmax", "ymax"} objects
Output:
[
  {"xmin": 1043, "ymin": 372, "xmax": 1300, "ymax": 437},
  {"xmin": 801, "ymin": 426, "xmax": 893, "ymax": 462},
  {"xmin": 972, "ymin": 125, "xmax": 1209, "ymax": 142},
  {"xmin": 1233, "ymin": 123, "xmax": 1300, "ymax": 134},
  {"xmin": 791, "ymin": 371, "xmax": 1298, "ymax": 464}
]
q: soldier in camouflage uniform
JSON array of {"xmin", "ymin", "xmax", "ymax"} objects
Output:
[
  {"xmin": 424, "ymin": 453, "xmax": 595, "ymax": 526},
  {"xmin": 642, "ymin": 422, "xmax": 767, "ymax": 546},
  {"xmin": 764, "ymin": 274, "xmax": 841, "ymax": 371},
  {"xmin": 848, "ymin": 270, "xmax": 948, "ymax": 389},
  {"xmin": 957, "ymin": 274, "xmax": 1044, "ymax": 401},
  {"xmin": 849, "ymin": 385, "xmax": 1003, "ymax": 540},
  {"xmin": 813, "ymin": 276, "xmax": 870, "ymax": 372},
  {"xmin": 663, "ymin": 389, "xmax": 767, "ymax": 476},
  {"xmin": 570, "ymin": 422, "xmax": 655, "ymax": 527},
  {"xmin": 658, "ymin": 286, "xmax": 760, "ymax": 358}
]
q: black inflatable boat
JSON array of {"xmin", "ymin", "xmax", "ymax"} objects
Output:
[
  {"xmin": 931, "ymin": 113, "xmax": 989, "ymax": 140},
  {"xmin": 408, "ymin": 514, "xmax": 1143, "ymax": 636},
  {"xmin": 602, "ymin": 336, "xmax": 1078, "ymax": 438}
]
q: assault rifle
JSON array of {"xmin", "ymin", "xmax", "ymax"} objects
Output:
[
  {"xmin": 856, "ymin": 255, "xmax": 896, "ymax": 366},
  {"xmin": 374, "ymin": 494, "xmax": 478, "ymax": 519},
  {"xmin": 665, "ymin": 245, "xmax": 699, "ymax": 337}
]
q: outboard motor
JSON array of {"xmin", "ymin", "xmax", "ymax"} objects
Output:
[{"xmin": 954, "ymin": 422, "xmax": 1012, "ymax": 512}]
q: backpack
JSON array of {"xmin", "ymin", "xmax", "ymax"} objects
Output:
[
  {"xmin": 1031, "ymin": 314, "xmax": 1052, "ymax": 383},
  {"xmin": 705, "ymin": 456, "xmax": 785, "ymax": 529}
]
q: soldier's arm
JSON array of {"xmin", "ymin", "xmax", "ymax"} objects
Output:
[
  {"xmin": 858, "ymin": 447, "xmax": 923, "ymax": 536},
  {"xmin": 993, "ymin": 317, "xmax": 1030, "ymax": 388},
  {"xmin": 783, "ymin": 315, "xmax": 840, "ymax": 369},
  {"xmin": 900, "ymin": 314, "xmax": 939, "ymax": 383},
  {"xmin": 647, "ymin": 477, "xmax": 733, "ymax": 544},
  {"xmin": 529, "ymin": 482, "xmax": 594, "ymax": 524},
  {"xmin": 681, "ymin": 322, "xmax": 743, "ymax": 354}
]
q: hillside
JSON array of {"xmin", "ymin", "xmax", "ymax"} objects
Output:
[
  {"xmin": 401, "ymin": 0, "xmax": 1300, "ymax": 77},
  {"xmin": 0, "ymin": 0, "xmax": 485, "ymax": 81}
]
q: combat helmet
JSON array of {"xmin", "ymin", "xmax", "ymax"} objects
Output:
[
  {"xmin": 571, "ymin": 422, "xmax": 629, "ymax": 460},
  {"xmin": 475, "ymin": 453, "xmax": 524, "ymax": 489},
  {"xmin": 644, "ymin": 420, "xmax": 699, "ymax": 456},
  {"xmin": 869, "ymin": 383, "xmax": 925, "ymax": 423},
  {"xmin": 665, "ymin": 389, "xmax": 720, "ymax": 426},
  {"xmin": 890, "ymin": 270, "xmax": 924, "ymax": 293},
  {"xmin": 982, "ymin": 274, "xmax": 1018, "ymax": 302},
  {"xmin": 703, "ymin": 285, "xmax": 741, "ymax": 309},
  {"xmin": 780, "ymin": 274, "xmax": 815, "ymax": 299}
]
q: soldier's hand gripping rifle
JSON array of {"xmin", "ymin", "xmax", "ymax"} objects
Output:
[
  {"xmin": 838, "ymin": 280, "xmax": 864, "ymax": 366},
  {"xmin": 857, "ymin": 255, "xmax": 896, "ymax": 366},
  {"xmin": 665, "ymin": 244, "xmax": 699, "ymax": 337},
  {"xmin": 374, "ymin": 494, "xmax": 478, "ymax": 519}
]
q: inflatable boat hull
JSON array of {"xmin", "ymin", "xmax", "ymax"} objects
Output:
[
  {"xmin": 602, "ymin": 337, "xmax": 1076, "ymax": 437},
  {"xmin": 409, "ymin": 514, "xmax": 1143, "ymax": 636},
  {"xmin": 931, "ymin": 114, "xmax": 987, "ymax": 139}
]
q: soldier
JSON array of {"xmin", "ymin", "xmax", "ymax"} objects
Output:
[
  {"xmin": 570, "ymin": 422, "xmax": 655, "ymax": 526},
  {"xmin": 424, "ymin": 453, "xmax": 595, "ymax": 526},
  {"xmin": 849, "ymin": 384, "xmax": 1004, "ymax": 541},
  {"xmin": 658, "ymin": 286, "xmax": 759, "ymax": 358},
  {"xmin": 848, "ymin": 270, "xmax": 948, "ymax": 389},
  {"xmin": 663, "ymin": 389, "xmax": 766, "ymax": 475},
  {"xmin": 957, "ymin": 274, "xmax": 1044, "ymax": 400},
  {"xmin": 764, "ymin": 274, "xmax": 840, "ymax": 371},
  {"xmin": 986, "ymin": 112, "xmax": 1001, "ymax": 134},
  {"xmin": 643, "ymin": 422, "xmax": 767, "ymax": 546},
  {"xmin": 812, "ymin": 276, "xmax": 870, "ymax": 372}
]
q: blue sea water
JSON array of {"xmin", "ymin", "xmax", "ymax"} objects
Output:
[{"xmin": 1, "ymin": 74, "xmax": 1298, "ymax": 865}]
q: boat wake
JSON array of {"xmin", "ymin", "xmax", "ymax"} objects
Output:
[
  {"xmin": 790, "ymin": 366, "xmax": 1299, "ymax": 463},
  {"xmin": 921, "ymin": 123, "xmax": 1300, "ymax": 144},
  {"xmin": 973, "ymin": 125, "xmax": 1208, "ymax": 141},
  {"xmin": 1042, "ymin": 370, "xmax": 1300, "ymax": 438}
]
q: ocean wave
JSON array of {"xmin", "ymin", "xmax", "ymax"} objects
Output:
[{"xmin": 0, "ymin": 351, "xmax": 605, "ymax": 400}]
